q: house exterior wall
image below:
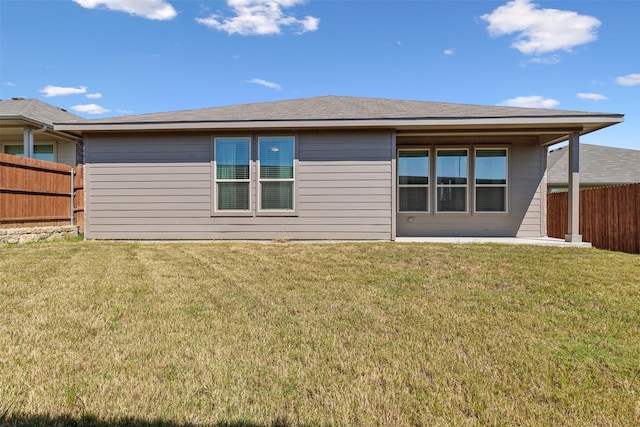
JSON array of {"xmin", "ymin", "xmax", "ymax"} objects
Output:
[
  {"xmin": 514, "ymin": 144, "xmax": 546, "ymax": 237},
  {"xmin": 396, "ymin": 144, "xmax": 546, "ymax": 238},
  {"xmin": 83, "ymin": 131, "xmax": 547, "ymax": 240},
  {"xmin": 83, "ymin": 131, "xmax": 394, "ymax": 240}
]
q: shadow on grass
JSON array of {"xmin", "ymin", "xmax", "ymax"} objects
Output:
[{"xmin": 0, "ymin": 413, "xmax": 305, "ymax": 427}]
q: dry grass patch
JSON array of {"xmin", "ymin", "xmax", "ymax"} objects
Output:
[{"xmin": 0, "ymin": 241, "xmax": 639, "ymax": 426}]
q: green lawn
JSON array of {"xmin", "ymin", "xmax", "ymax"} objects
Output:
[{"xmin": 1, "ymin": 241, "xmax": 639, "ymax": 426}]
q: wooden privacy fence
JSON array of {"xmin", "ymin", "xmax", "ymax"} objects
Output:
[
  {"xmin": 547, "ymin": 183, "xmax": 640, "ymax": 254},
  {"xmin": 0, "ymin": 154, "xmax": 84, "ymax": 232}
]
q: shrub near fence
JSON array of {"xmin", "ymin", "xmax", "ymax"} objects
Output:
[
  {"xmin": 0, "ymin": 154, "xmax": 84, "ymax": 232},
  {"xmin": 547, "ymin": 183, "xmax": 640, "ymax": 254}
]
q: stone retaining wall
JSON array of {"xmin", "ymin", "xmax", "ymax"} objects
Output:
[{"xmin": 0, "ymin": 225, "xmax": 79, "ymax": 244}]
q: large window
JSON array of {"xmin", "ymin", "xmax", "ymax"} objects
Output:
[
  {"xmin": 398, "ymin": 149, "xmax": 429, "ymax": 212},
  {"xmin": 475, "ymin": 149, "xmax": 507, "ymax": 212},
  {"xmin": 4, "ymin": 144, "xmax": 54, "ymax": 162},
  {"xmin": 259, "ymin": 137, "xmax": 294, "ymax": 211},
  {"xmin": 437, "ymin": 149, "xmax": 468, "ymax": 212},
  {"xmin": 214, "ymin": 138, "xmax": 251, "ymax": 212}
]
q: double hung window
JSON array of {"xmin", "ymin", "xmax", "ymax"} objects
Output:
[
  {"xmin": 214, "ymin": 138, "xmax": 251, "ymax": 212},
  {"xmin": 436, "ymin": 149, "xmax": 468, "ymax": 212},
  {"xmin": 259, "ymin": 137, "xmax": 294, "ymax": 211},
  {"xmin": 398, "ymin": 150, "xmax": 429, "ymax": 212},
  {"xmin": 213, "ymin": 136, "xmax": 295, "ymax": 214},
  {"xmin": 475, "ymin": 149, "xmax": 507, "ymax": 212}
]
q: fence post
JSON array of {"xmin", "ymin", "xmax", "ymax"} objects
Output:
[{"xmin": 70, "ymin": 168, "xmax": 75, "ymax": 226}]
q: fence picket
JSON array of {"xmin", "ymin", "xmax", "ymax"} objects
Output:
[
  {"xmin": 0, "ymin": 154, "xmax": 84, "ymax": 232},
  {"xmin": 547, "ymin": 183, "xmax": 640, "ymax": 254}
]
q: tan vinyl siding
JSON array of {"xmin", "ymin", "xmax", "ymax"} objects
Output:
[{"xmin": 84, "ymin": 131, "xmax": 393, "ymax": 240}]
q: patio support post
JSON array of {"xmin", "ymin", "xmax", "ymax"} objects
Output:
[
  {"xmin": 23, "ymin": 127, "xmax": 34, "ymax": 158},
  {"xmin": 565, "ymin": 132, "xmax": 582, "ymax": 243}
]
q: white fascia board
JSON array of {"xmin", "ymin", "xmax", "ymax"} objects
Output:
[{"xmin": 54, "ymin": 115, "xmax": 623, "ymax": 132}]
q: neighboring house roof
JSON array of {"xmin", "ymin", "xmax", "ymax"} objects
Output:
[
  {"xmin": 0, "ymin": 98, "xmax": 83, "ymax": 127},
  {"xmin": 548, "ymin": 143, "xmax": 640, "ymax": 187},
  {"xmin": 0, "ymin": 98, "xmax": 84, "ymax": 144},
  {"xmin": 56, "ymin": 96, "xmax": 623, "ymax": 146}
]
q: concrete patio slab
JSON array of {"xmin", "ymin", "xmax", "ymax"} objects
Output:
[{"xmin": 394, "ymin": 237, "xmax": 592, "ymax": 247}]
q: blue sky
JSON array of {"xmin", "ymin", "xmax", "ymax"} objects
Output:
[{"xmin": 1, "ymin": 0, "xmax": 638, "ymax": 149}]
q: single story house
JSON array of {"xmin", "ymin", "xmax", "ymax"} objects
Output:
[
  {"xmin": 0, "ymin": 98, "xmax": 83, "ymax": 165},
  {"xmin": 55, "ymin": 96, "xmax": 623, "ymax": 241},
  {"xmin": 547, "ymin": 143, "xmax": 640, "ymax": 192}
]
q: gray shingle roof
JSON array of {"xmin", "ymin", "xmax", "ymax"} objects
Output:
[
  {"xmin": 548, "ymin": 143, "xmax": 640, "ymax": 186},
  {"xmin": 0, "ymin": 98, "xmax": 83, "ymax": 125},
  {"xmin": 58, "ymin": 95, "xmax": 619, "ymax": 125}
]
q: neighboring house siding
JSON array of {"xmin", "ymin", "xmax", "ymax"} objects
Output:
[
  {"xmin": 56, "ymin": 140, "xmax": 77, "ymax": 166},
  {"xmin": 396, "ymin": 144, "xmax": 545, "ymax": 237},
  {"xmin": 84, "ymin": 131, "xmax": 393, "ymax": 240}
]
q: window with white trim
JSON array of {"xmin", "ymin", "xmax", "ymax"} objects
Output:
[
  {"xmin": 259, "ymin": 137, "xmax": 294, "ymax": 211},
  {"xmin": 475, "ymin": 148, "xmax": 507, "ymax": 212},
  {"xmin": 437, "ymin": 149, "xmax": 468, "ymax": 212},
  {"xmin": 4, "ymin": 144, "xmax": 54, "ymax": 162},
  {"xmin": 398, "ymin": 149, "xmax": 429, "ymax": 212},
  {"xmin": 214, "ymin": 138, "xmax": 251, "ymax": 212}
]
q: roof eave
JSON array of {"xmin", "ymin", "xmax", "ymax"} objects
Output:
[
  {"xmin": 54, "ymin": 115, "xmax": 624, "ymax": 134},
  {"xmin": 0, "ymin": 115, "xmax": 50, "ymax": 128},
  {"xmin": 1, "ymin": 115, "xmax": 83, "ymax": 142}
]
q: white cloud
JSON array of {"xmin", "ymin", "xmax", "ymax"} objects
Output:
[
  {"xmin": 577, "ymin": 93, "xmax": 607, "ymax": 101},
  {"xmin": 443, "ymin": 49, "xmax": 454, "ymax": 56},
  {"xmin": 481, "ymin": 0, "xmax": 601, "ymax": 55},
  {"xmin": 86, "ymin": 93, "xmax": 103, "ymax": 99},
  {"xmin": 2, "ymin": 82, "xmax": 16, "ymax": 87},
  {"xmin": 616, "ymin": 73, "xmax": 640, "ymax": 86},
  {"xmin": 40, "ymin": 85, "xmax": 87, "ymax": 97},
  {"xmin": 499, "ymin": 96, "xmax": 559, "ymax": 109},
  {"xmin": 70, "ymin": 104, "xmax": 110, "ymax": 114},
  {"xmin": 72, "ymin": 0, "xmax": 177, "ymax": 21},
  {"xmin": 196, "ymin": 0, "xmax": 319, "ymax": 36},
  {"xmin": 116, "ymin": 109, "xmax": 134, "ymax": 114},
  {"xmin": 246, "ymin": 78, "xmax": 282, "ymax": 90},
  {"xmin": 521, "ymin": 55, "xmax": 561, "ymax": 66}
]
